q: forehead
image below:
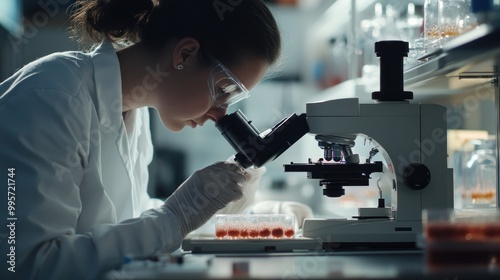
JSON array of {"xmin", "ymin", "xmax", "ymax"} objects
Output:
[{"xmin": 224, "ymin": 57, "xmax": 269, "ymax": 91}]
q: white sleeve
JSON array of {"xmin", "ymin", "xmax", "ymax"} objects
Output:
[{"xmin": 0, "ymin": 90, "xmax": 183, "ymax": 280}]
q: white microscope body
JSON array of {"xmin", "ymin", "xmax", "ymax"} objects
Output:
[
  {"xmin": 217, "ymin": 41, "xmax": 454, "ymax": 249},
  {"xmin": 286, "ymin": 41, "xmax": 453, "ymax": 248},
  {"xmin": 298, "ymin": 98, "xmax": 453, "ymax": 248}
]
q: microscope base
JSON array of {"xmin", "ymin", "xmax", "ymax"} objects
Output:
[{"xmin": 302, "ymin": 218, "xmax": 422, "ymax": 250}]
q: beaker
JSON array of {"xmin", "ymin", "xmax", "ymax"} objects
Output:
[
  {"xmin": 439, "ymin": 0, "xmax": 463, "ymax": 44},
  {"xmin": 462, "ymin": 139, "xmax": 497, "ymax": 208},
  {"xmin": 424, "ymin": 0, "xmax": 441, "ymax": 52}
]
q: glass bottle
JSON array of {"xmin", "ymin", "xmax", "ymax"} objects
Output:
[
  {"xmin": 462, "ymin": 139, "xmax": 497, "ymax": 208},
  {"xmin": 459, "ymin": 0, "xmax": 478, "ymax": 34},
  {"xmin": 439, "ymin": 0, "xmax": 463, "ymax": 44},
  {"xmin": 424, "ymin": 0, "xmax": 441, "ymax": 53},
  {"xmin": 452, "ymin": 146, "xmax": 467, "ymax": 209}
]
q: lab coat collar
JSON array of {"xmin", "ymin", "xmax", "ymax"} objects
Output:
[
  {"xmin": 90, "ymin": 41, "xmax": 137, "ymax": 218},
  {"xmin": 90, "ymin": 41, "xmax": 123, "ymax": 133}
]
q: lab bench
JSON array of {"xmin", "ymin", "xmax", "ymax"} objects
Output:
[{"xmin": 108, "ymin": 250, "xmax": 500, "ymax": 279}]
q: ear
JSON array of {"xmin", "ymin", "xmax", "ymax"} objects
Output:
[{"xmin": 172, "ymin": 37, "xmax": 201, "ymax": 68}]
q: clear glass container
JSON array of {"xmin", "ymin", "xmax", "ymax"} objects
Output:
[
  {"xmin": 424, "ymin": 0, "xmax": 441, "ymax": 53},
  {"xmin": 452, "ymin": 147, "xmax": 467, "ymax": 208},
  {"xmin": 439, "ymin": 0, "xmax": 463, "ymax": 44},
  {"xmin": 462, "ymin": 139, "xmax": 497, "ymax": 208},
  {"xmin": 459, "ymin": 0, "xmax": 478, "ymax": 34},
  {"xmin": 215, "ymin": 214, "xmax": 295, "ymax": 239},
  {"xmin": 409, "ymin": 37, "xmax": 425, "ymax": 63}
]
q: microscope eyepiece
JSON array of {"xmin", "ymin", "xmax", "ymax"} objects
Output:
[
  {"xmin": 372, "ymin": 40, "xmax": 413, "ymax": 102},
  {"xmin": 374, "ymin": 40, "xmax": 409, "ymax": 54},
  {"xmin": 215, "ymin": 110, "xmax": 309, "ymax": 168},
  {"xmin": 215, "ymin": 110, "xmax": 257, "ymax": 168}
]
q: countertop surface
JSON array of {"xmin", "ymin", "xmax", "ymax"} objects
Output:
[{"xmin": 107, "ymin": 249, "xmax": 500, "ymax": 280}]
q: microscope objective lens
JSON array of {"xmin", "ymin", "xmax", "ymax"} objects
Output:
[
  {"xmin": 324, "ymin": 147, "xmax": 332, "ymax": 161},
  {"xmin": 333, "ymin": 145, "xmax": 342, "ymax": 162}
]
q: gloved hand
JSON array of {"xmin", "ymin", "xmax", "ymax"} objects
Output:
[
  {"xmin": 216, "ymin": 156, "xmax": 266, "ymax": 215},
  {"xmin": 250, "ymin": 200, "xmax": 314, "ymax": 229},
  {"xmin": 162, "ymin": 161, "xmax": 246, "ymax": 236}
]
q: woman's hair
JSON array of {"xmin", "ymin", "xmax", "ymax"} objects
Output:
[{"xmin": 70, "ymin": 0, "xmax": 281, "ymax": 66}]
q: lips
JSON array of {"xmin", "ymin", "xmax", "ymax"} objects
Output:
[{"xmin": 190, "ymin": 120, "xmax": 197, "ymax": 128}]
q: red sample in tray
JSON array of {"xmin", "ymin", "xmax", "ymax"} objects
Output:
[
  {"xmin": 215, "ymin": 214, "xmax": 296, "ymax": 239},
  {"xmin": 215, "ymin": 229, "xmax": 227, "ymax": 238},
  {"xmin": 260, "ymin": 228, "xmax": 271, "ymax": 237},
  {"xmin": 228, "ymin": 229, "xmax": 240, "ymax": 238},
  {"xmin": 272, "ymin": 227, "xmax": 284, "ymax": 238},
  {"xmin": 249, "ymin": 230, "xmax": 259, "ymax": 238},
  {"xmin": 240, "ymin": 229, "xmax": 249, "ymax": 238}
]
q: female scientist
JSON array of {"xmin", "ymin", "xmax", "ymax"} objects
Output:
[{"xmin": 0, "ymin": 0, "xmax": 297, "ymax": 279}]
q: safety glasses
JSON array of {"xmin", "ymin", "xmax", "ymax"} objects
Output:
[{"xmin": 207, "ymin": 56, "xmax": 250, "ymax": 108}]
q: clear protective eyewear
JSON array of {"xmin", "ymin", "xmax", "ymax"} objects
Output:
[{"xmin": 207, "ymin": 56, "xmax": 250, "ymax": 108}]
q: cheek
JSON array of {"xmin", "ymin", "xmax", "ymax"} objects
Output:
[
  {"xmin": 175, "ymin": 84, "xmax": 212, "ymax": 116},
  {"xmin": 183, "ymin": 72, "xmax": 213, "ymax": 114},
  {"xmin": 159, "ymin": 75, "xmax": 212, "ymax": 119}
]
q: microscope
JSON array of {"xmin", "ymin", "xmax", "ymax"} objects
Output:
[{"xmin": 216, "ymin": 41, "xmax": 453, "ymax": 249}]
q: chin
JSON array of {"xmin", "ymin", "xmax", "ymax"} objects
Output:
[
  {"xmin": 168, "ymin": 125, "xmax": 184, "ymax": 132},
  {"xmin": 160, "ymin": 120, "xmax": 184, "ymax": 132}
]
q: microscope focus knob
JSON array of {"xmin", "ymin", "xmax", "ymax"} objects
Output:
[{"xmin": 403, "ymin": 163, "xmax": 431, "ymax": 190}]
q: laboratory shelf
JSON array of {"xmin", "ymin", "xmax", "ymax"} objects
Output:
[{"xmin": 404, "ymin": 23, "xmax": 500, "ymax": 95}]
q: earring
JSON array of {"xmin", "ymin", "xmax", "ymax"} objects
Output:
[{"xmin": 177, "ymin": 64, "xmax": 184, "ymax": 70}]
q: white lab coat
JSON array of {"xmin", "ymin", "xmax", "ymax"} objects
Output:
[{"xmin": 0, "ymin": 42, "xmax": 182, "ymax": 280}]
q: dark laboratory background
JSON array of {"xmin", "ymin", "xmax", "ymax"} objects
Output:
[{"xmin": 1, "ymin": 0, "xmax": 498, "ymax": 217}]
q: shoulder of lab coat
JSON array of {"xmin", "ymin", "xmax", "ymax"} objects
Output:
[{"xmin": 0, "ymin": 42, "xmax": 181, "ymax": 280}]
